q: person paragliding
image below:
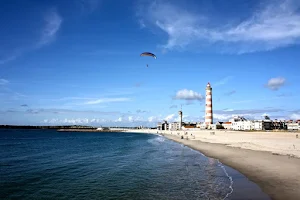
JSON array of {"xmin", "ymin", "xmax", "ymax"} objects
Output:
[{"xmin": 140, "ymin": 52, "xmax": 156, "ymax": 67}]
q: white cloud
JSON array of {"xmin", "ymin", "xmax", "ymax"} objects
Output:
[
  {"xmin": 213, "ymin": 113, "xmax": 233, "ymax": 121},
  {"xmin": 290, "ymin": 113, "xmax": 300, "ymax": 120},
  {"xmin": 0, "ymin": 79, "xmax": 9, "ymax": 85},
  {"xmin": 137, "ymin": 0, "xmax": 300, "ymax": 53},
  {"xmin": 128, "ymin": 116, "xmax": 133, "ymax": 122},
  {"xmin": 174, "ymin": 89, "xmax": 204, "ymax": 101},
  {"xmin": 165, "ymin": 114, "xmax": 175, "ymax": 121},
  {"xmin": 43, "ymin": 118, "xmax": 91, "ymax": 124},
  {"xmin": 265, "ymin": 77, "xmax": 286, "ymax": 90},
  {"xmin": 148, "ymin": 116, "xmax": 156, "ymax": 122},
  {"xmin": 116, "ymin": 117, "xmax": 122, "ymax": 122},
  {"xmin": 38, "ymin": 9, "xmax": 63, "ymax": 47},
  {"xmin": 84, "ymin": 97, "xmax": 131, "ymax": 105},
  {"xmin": 147, "ymin": 113, "xmax": 182, "ymax": 123}
]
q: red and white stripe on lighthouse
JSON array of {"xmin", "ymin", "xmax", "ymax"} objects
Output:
[{"xmin": 205, "ymin": 82, "xmax": 213, "ymax": 125}]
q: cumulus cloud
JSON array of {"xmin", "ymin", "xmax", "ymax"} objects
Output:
[
  {"xmin": 174, "ymin": 89, "xmax": 204, "ymax": 101},
  {"xmin": 137, "ymin": 0, "xmax": 300, "ymax": 53},
  {"xmin": 84, "ymin": 97, "xmax": 130, "ymax": 105},
  {"xmin": 265, "ymin": 77, "xmax": 286, "ymax": 90},
  {"xmin": 147, "ymin": 113, "xmax": 186, "ymax": 123}
]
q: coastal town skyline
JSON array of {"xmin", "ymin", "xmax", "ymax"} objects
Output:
[{"xmin": 1, "ymin": 0, "xmax": 300, "ymax": 126}]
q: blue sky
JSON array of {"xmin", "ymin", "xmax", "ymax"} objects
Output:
[{"xmin": 1, "ymin": 0, "xmax": 300, "ymax": 126}]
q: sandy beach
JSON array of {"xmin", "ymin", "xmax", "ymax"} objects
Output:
[{"xmin": 126, "ymin": 129, "xmax": 300, "ymax": 200}]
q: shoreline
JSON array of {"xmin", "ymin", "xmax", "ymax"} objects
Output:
[{"xmin": 127, "ymin": 129, "xmax": 300, "ymax": 200}]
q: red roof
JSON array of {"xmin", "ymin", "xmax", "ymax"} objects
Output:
[{"xmin": 183, "ymin": 125, "xmax": 195, "ymax": 128}]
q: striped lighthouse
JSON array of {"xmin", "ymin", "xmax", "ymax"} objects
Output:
[{"xmin": 205, "ymin": 82, "xmax": 213, "ymax": 125}]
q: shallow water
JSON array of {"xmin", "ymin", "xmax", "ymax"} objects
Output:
[{"xmin": 0, "ymin": 129, "xmax": 270, "ymax": 199}]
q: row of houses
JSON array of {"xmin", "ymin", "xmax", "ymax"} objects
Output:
[
  {"xmin": 157, "ymin": 121, "xmax": 199, "ymax": 130},
  {"xmin": 157, "ymin": 116, "xmax": 300, "ymax": 131},
  {"xmin": 224, "ymin": 116, "xmax": 300, "ymax": 131}
]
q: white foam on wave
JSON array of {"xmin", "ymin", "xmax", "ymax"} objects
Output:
[
  {"xmin": 217, "ymin": 160, "xmax": 234, "ymax": 200},
  {"xmin": 187, "ymin": 147, "xmax": 234, "ymax": 199},
  {"xmin": 147, "ymin": 135, "xmax": 166, "ymax": 145}
]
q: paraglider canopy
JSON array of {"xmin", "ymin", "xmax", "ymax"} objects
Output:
[{"xmin": 140, "ymin": 52, "xmax": 157, "ymax": 59}]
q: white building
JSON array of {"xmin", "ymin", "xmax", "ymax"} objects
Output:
[
  {"xmin": 169, "ymin": 122, "xmax": 181, "ymax": 130},
  {"xmin": 253, "ymin": 120, "xmax": 263, "ymax": 130},
  {"xmin": 196, "ymin": 122, "xmax": 206, "ymax": 129},
  {"xmin": 287, "ymin": 123, "xmax": 300, "ymax": 130},
  {"xmin": 222, "ymin": 122, "xmax": 232, "ymax": 129},
  {"xmin": 232, "ymin": 121, "xmax": 253, "ymax": 130},
  {"xmin": 230, "ymin": 116, "xmax": 253, "ymax": 130},
  {"xmin": 252, "ymin": 120, "xmax": 273, "ymax": 130}
]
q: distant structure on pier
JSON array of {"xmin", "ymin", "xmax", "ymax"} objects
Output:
[{"xmin": 205, "ymin": 82, "xmax": 213, "ymax": 126}]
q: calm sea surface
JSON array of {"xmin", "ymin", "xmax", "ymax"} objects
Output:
[{"xmin": 0, "ymin": 129, "xmax": 270, "ymax": 200}]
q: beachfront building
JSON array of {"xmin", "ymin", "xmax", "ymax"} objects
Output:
[
  {"xmin": 232, "ymin": 121, "xmax": 253, "ymax": 130},
  {"xmin": 182, "ymin": 123, "xmax": 197, "ymax": 128},
  {"xmin": 196, "ymin": 122, "xmax": 207, "ymax": 129},
  {"xmin": 222, "ymin": 122, "xmax": 232, "ymax": 129},
  {"xmin": 253, "ymin": 121, "xmax": 263, "ymax": 130},
  {"xmin": 252, "ymin": 119, "xmax": 273, "ymax": 130},
  {"xmin": 157, "ymin": 121, "xmax": 169, "ymax": 130},
  {"xmin": 205, "ymin": 82, "xmax": 213, "ymax": 127},
  {"xmin": 287, "ymin": 122, "xmax": 300, "ymax": 131},
  {"xmin": 230, "ymin": 116, "xmax": 253, "ymax": 130},
  {"xmin": 272, "ymin": 119, "xmax": 287, "ymax": 130},
  {"xmin": 169, "ymin": 122, "xmax": 181, "ymax": 130}
]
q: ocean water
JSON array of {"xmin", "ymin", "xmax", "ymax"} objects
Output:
[{"xmin": 0, "ymin": 129, "xmax": 270, "ymax": 200}]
